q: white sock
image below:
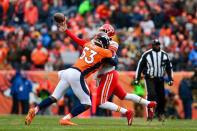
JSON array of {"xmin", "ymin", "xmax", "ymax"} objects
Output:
[
  {"xmin": 99, "ymin": 101, "xmax": 127, "ymax": 114},
  {"xmin": 124, "ymin": 93, "xmax": 150, "ymax": 106},
  {"xmin": 62, "ymin": 113, "xmax": 72, "ymax": 120}
]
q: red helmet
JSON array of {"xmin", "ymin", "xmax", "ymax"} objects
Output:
[{"xmin": 99, "ymin": 24, "xmax": 115, "ymax": 39}]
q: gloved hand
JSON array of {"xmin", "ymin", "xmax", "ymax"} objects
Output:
[
  {"xmin": 134, "ymin": 79, "xmax": 139, "ymax": 85},
  {"xmin": 168, "ymin": 80, "xmax": 173, "ymax": 86}
]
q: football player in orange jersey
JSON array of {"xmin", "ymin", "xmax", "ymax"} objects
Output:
[
  {"xmin": 25, "ymin": 32, "xmax": 113, "ymax": 126},
  {"xmin": 57, "ymin": 21, "xmax": 157, "ymax": 125}
]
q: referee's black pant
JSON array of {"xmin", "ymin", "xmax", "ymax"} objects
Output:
[{"xmin": 144, "ymin": 77, "xmax": 165, "ymax": 117}]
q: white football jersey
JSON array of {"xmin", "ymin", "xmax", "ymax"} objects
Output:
[{"xmin": 98, "ymin": 41, "xmax": 119, "ymax": 75}]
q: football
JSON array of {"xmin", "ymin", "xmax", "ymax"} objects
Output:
[{"xmin": 54, "ymin": 13, "xmax": 65, "ymax": 23}]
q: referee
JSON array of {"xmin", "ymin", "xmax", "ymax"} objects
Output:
[{"xmin": 135, "ymin": 39, "xmax": 173, "ymax": 121}]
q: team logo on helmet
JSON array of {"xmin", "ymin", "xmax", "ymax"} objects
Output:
[
  {"xmin": 99, "ymin": 24, "xmax": 115, "ymax": 39},
  {"xmin": 94, "ymin": 32, "xmax": 110, "ymax": 49}
]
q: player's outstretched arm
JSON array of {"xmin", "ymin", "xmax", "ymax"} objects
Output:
[
  {"xmin": 54, "ymin": 13, "xmax": 88, "ymax": 47},
  {"xmin": 64, "ymin": 27, "xmax": 88, "ymax": 47}
]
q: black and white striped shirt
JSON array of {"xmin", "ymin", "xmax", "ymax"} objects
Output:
[{"xmin": 135, "ymin": 49, "xmax": 173, "ymax": 81}]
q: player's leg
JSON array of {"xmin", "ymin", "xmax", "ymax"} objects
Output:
[
  {"xmin": 113, "ymin": 77, "xmax": 156, "ymax": 119},
  {"xmin": 96, "ymin": 71, "xmax": 116, "ymax": 108},
  {"xmin": 99, "ymin": 101, "xmax": 134, "ymax": 126},
  {"xmin": 123, "ymin": 91, "xmax": 157, "ymax": 119},
  {"xmin": 99, "ymin": 102, "xmax": 127, "ymax": 114},
  {"xmin": 25, "ymin": 70, "xmax": 70, "ymax": 125},
  {"xmin": 96, "ymin": 71, "xmax": 134, "ymax": 126},
  {"xmin": 112, "ymin": 72, "xmax": 149, "ymax": 105},
  {"xmin": 60, "ymin": 69, "xmax": 91, "ymax": 125}
]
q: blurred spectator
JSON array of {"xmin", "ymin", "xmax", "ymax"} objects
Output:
[
  {"xmin": 62, "ymin": 37, "xmax": 76, "ymax": 52},
  {"xmin": 184, "ymin": 0, "xmax": 195, "ymax": 15},
  {"xmin": 20, "ymin": 36, "xmax": 34, "ymax": 62},
  {"xmin": 118, "ymin": 48, "xmax": 130, "ymax": 71},
  {"xmin": 6, "ymin": 0, "xmax": 16, "ymax": 25},
  {"xmin": 15, "ymin": 0, "xmax": 25, "ymax": 24},
  {"xmin": 111, "ymin": 5, "xmax": 130, "ymax": 28},
  {"xmin": 0, "ymin": 59, "xmax": 12, "ymax": 70},
  {"xmin": 171, "ymin": 48, "xmax": 184, "ymax": 71},
  {"xmin": 78, "ymin": 0, "xmax": 93, "ymax": 15},
  {"xmin": 10, "ymin": 70, "xmax": 32, "ymax": 114},
  {"xmin": 7, "ymin": 41, "xmax": 22, "ymax": 69},
  {"xmin": 165, "ymin": 90, "xmax": 181, "ymax": 119},
  {"xmin": 96, "ymin": 1, "xmax": 110, "ymax": 22},
  {"xmin": 0, "ymin": 40, "xmax": 7, "ymax": 63},
  {"xmin": 188, "ymin": 42, "xmax": 197, "ymax": 68},
  {"xmin": 49, "ymin": 40, "xmax": 64, "ymax": 70},
  {"xmin": 38, "ymin": 1, "xmax": 50, "ymax": 25},
  {"xmin": 179, "ymin": 76, "xmax": 193, "ymax": 119},
  {"xmin": 19, "ymin": 55, "xmax": 31, "ymax": 70},
  {"xmin": 31, "ymin": 42, "xmax": 48, "ymax": 69},
  {"xmin": 0, "ymin": 25, "xmax": 4, "ymax": 40},
  {"xmin": 36, "ymin": 75, "xmax": 53, "ymax": 115},
  {"xmin": 140, "ymin": 14, "xmax": 155, "ymax": 36},
  {"xmin": 152, "ymin": 5, "xmax": 165, "ymax": 29},
  {"xmin": 130, "ymin": 6, "xmax": 143, "ymax": 27},
  {"xmin": 24, "ymin": 1, "xmax": 38, "ymax": 25},
  {"xmin": 41, "ymin": 28, "xmax": 51, "ymax": 49},
  {"xmin": 44, "ymin": 57, "xmax": 54, "ymax": 72},
  {"xmin": 164, "ymin": 2, "xmax": 180, "ymax": 23},
  {"xmin": 53, "ymin": 0, "xmax": 66, "ymax": 13}
]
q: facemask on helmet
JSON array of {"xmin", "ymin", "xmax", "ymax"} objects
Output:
[{"xmin": 94, "ymin": 32, "xmax": 110, "ymax": 49}]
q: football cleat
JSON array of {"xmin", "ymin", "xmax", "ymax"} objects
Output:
[
  {"xmin": 59, "ymin": 118, "xmax": 78, "ymax": 126},
  {"xmin": 125, "ymin": 110, "xmax": 134, "ymax": 126},
  {"xmin": 147, "ymin": 101, "xmax": 157, "ymax": 119},
  {"xmin": 25, "ymin": 108, "xmax": 36, "ymax": 125}
]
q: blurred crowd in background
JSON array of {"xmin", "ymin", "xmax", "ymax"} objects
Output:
[
  {"xmin": 1, "ymin": 0, "xmax": 197, "ymax": 119},
  {"xmin": 0, "ymin": 0, "xmax": 197, "ymax": 71}
]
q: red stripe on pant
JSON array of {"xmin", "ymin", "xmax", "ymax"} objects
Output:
[{"xmin": 96, "ymin": 70, "xmax": 127, "ymax": 105}]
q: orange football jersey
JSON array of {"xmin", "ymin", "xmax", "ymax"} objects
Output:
[{"xmin": 72, "ymin": 42, "xmax": 112, "ymax": 78}]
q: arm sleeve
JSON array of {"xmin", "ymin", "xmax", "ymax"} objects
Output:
[
  {"xmin": 166, "ymin": 54, "xmax": 173, "ymax": 81},
  {"xmin": 64, "ymin": 29, "xmax": 88, "ymax": 47},
  {"xmin": 102, "ymin": 55, "xmax": 118, "ymax": 66},
  {"xmin": 135, "ymin": 54, "xmax": 146, "ymax": 81}
]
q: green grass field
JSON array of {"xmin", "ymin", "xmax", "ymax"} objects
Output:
[{"xmin": 0, "ymin": 115, "xmax": 197, "ymax": 131}]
